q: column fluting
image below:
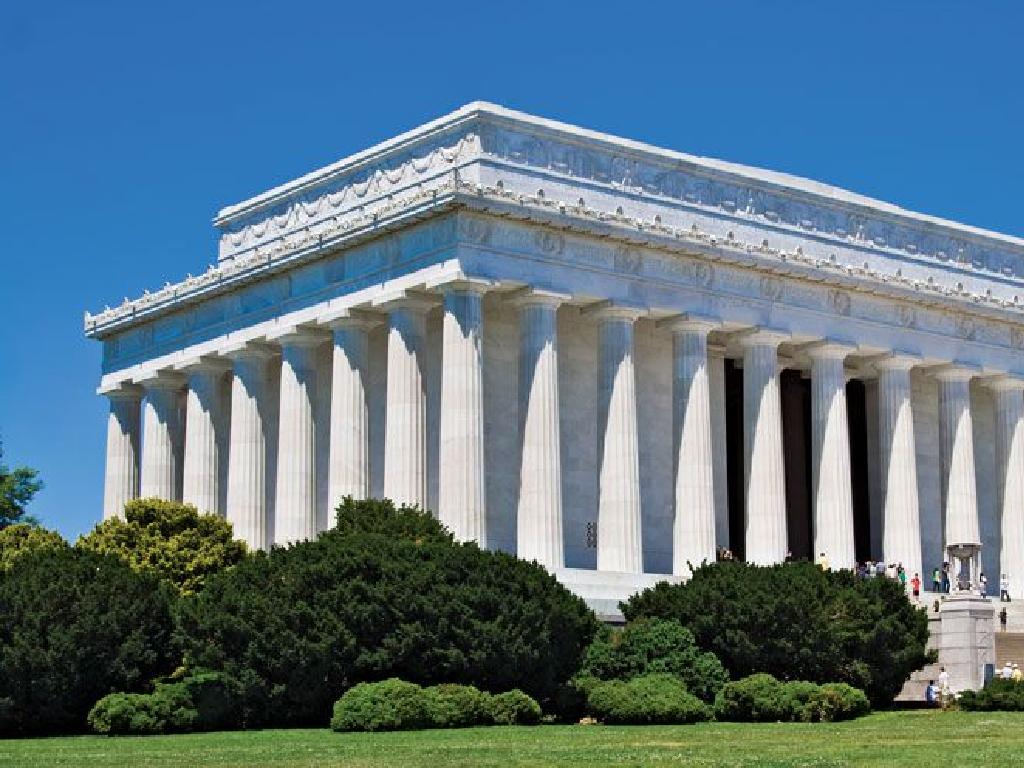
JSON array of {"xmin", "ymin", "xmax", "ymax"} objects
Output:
[
  {"xmin": 381, "ymin": 297, "xmax": 434, "ymax": 510},
  {"xmin": 669, "ymin": 318, "xmax": 718, "ymax": 575},
  {"xmin": 877, "ymin": 354, "xmax": 923, "ymax": 582},
  {"xmin": 225, "ymin": 345, "xmax": 278, "ymax": 551},
  {"xmin": 438, "ymin": 281, "xmax": 490, "ymax": 546},
  {"xmin": 595, "ymin": 306, "xmax": 643, "ymax": 574},
  {"xmin": 273, "ymin": 330, "xmax": 328, "ymax": 545},
  {"xmin": 102, "ymin": 385, "xmax": 142, "ymax": 519},
  {"xmin": 936, "ymin": 367, "xmax": 982, "ymax": 550},
  {"xmin": 139, "ymin": 374, "xmax": 185, "ymax": 500},
  {"xmin": 515, "ymin": 291, "xmax": 566, "ymax": 569},
  {"xmin": 181, "ymin": 361, "xmax": 230, "ymax": 515},
  {"xmin": 808, "ymin": 342, "xmax": 856, "ymax": 570},
  {"xmin": 991, "ymin": 377, "xmax": 1024, "ymax": 599},
  {"xmin": 324, "ymin": 313, "xmax": 378, "ymax": 507},
  {"xmin": 741, "ymin": 331, "xmax": 789, "ymax": 565}
]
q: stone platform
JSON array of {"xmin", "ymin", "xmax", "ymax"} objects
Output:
[{"xmin": 554, "ymin": 568, "xmax": 679, "ymax": 623}]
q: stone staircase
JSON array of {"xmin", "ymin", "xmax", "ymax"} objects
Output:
[{"xmin": 994, "ymin": 632, "xmax": 1024, "ymax": 668}]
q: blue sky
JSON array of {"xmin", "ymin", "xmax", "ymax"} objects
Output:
[{"xmin": 1, "ymin": 1, "xmax": 1021, "ymax": 539}]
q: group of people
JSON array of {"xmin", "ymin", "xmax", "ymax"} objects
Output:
[
  {"xmin": 999, "ymin": 661, "xmax": 1023, "ymax": 681},
  {"xmin": 925, "ymin": 667, "xmax": 953, "ymax": 708}
]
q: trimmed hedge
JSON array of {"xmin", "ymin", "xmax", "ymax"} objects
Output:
[
  {"xmin": 960, "ymin": 679, "xmax": 1024, "ymax": 711},
  {"xmin": 713, "ymin": 673, "xmax": 869, "ymax": 722},
  {"xmin": 329, "ymin": 679, "xmax": 541, "ymax": 731},
  {"xmin": 586, "ymin": 674, "xmax": 712, "ymax": 725},
  {"xmin": 88, "ymin": 672, "xmax": 239, "ymax": 735}
]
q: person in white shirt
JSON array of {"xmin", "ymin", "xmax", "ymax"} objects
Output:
[
  {"xmin": 1001, "ymin": 661, "xmax": 1014, "ymax": 680},
  {"xmin": 1001, "ymin": 574, "xmax": 1011, "ymax": 602}
]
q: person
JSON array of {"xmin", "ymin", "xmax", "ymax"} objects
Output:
[
  {"xmin": 932, "ymin": 567, "xmax": 942, "ymax": 593},
  {"xmin": 817, "ymin": 552, "xmax": 829, "ymax": 571},
  {"xmin": 876, "ymin": 560, "xmax": 886, "ymax": 578},
  {"xmin": 1001, "ymin": 661, "xmax": 1014, "ymax": 680},
  {"xmin": 1000, "ymin": 607, "xmax": 1008, "ymax": 632},
  {"xmin": 898, "ymin": 564, "xmax": 907, "ymax": 589},
  {"xmin": 938, "ymin": 666, "xmax": 950, "ymax": 694},
  {"xmin": 1014, "ymin": 664, "xmax": 1022, "ymax": 683},
  {"xmin": 911, "ymin": 572, "xmax": 921, "ymax": 600},
  {"xmin": 1001, "ymin": 573, "xmax": 1011, "ymax": 602},
  {"xmin": 925, "ymin": 680, "xmax": 938, "ymax": 706},
  {"xmin": 942, "ymin": 563, "xmax": 951, "ymax": 594},
  {"xmin": 980, "ymin": 572, "xmax": 988, "ymax": 597}
]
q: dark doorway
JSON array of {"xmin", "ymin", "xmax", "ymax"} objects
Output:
[
  {"xmin": 847, "ymin": 379, "xmax": 873, "ymax": 563},
  {"xmin": 780, "ymin": 370, "xmax": 812, "ymax": 561}
]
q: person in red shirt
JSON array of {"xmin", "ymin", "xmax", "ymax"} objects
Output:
[{"xmin": 910, "ymin": 573, "xmax": 921, "ymax": 601}]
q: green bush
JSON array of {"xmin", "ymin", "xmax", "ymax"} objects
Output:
[
  {"xmin": 179, "ymin": 506, "xmax": 597, "ymax": 727},
  {"xmin": 423, "ymin": 684, "xmax": 491, "ymax": 728},
  {"xmin": 87, "ymin": 672, "xmax": 239, "ymax": 736},
  {"xmin": 801, "ymin": 683, "xmax": 871, "ymax": 722},
  {"xmin": 330, "ymin": 679, "xmax": 431, "ymax": 732},
  {"xmin": 623, "ymin": 560, "xmax": 930, "ymax": 707},
  {"xmin": 714, "ymin": 674, "xmax": 870, "ymax": 722},
  {"xmin": 960, "ymin": 679, "xmax": 1024, "ymax": 711},
  {"xmin": 487, "ymin": 689, "xmax": 542, "ymax": 725},
  {"xmin": 334, "ymin": 497, "xmax": 453, "ymax": 544},
  {"xmin": 587, "ymin": 674, "xmax": 712, "ymax": 725},
  {"xmin": 0, "ymin": 546, "xmax": 176, "ymax": 736},
  {"xmin": 581, "ymin": 619, "xmax": 728, "ymax": 703},
  {"xmin": 78, "ymin": 498, "xmax": 247, "ymax": 596}
]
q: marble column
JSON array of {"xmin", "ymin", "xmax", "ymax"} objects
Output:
[
  {"xmin": 808, "ymin": 342, "xmax": 856, "ymax": 570},
  {"xmin": 515, "ymin": 290, "xmax": 566, "ymax": 569},
  {"xmin": 437, "ymin": 280, "xmax": 490, "ymax": 546},
  {"xmin": 741, "ymin": 330, "xmax": 789, "ymax": 565},
  {"xmin": 936, "ymin": 367, "xmax": 982, "ymax": 551},
  {"xmin": 380, "ymin": 296, "xmax": 434, "ymax": 510},
  {"xmin": 877, "ymin": 354, "xmax": 923, "ymax": 581},
  {"xmin": 990, "ymin": 377, "xmax": 1024, "ymax": 599},
  {"xmin": 139, "ymin": 374, "xmax": 185, "ymax": 500},
  {"xmin": 102, "ymin": 384, "xmax": 142, "ymax": 519},
  {"xmin": 225, "ymin": 344, "xmax": 278, "ymax": 551},
  {"xmin": 180, "ymin": 360, "xmax": 230, "ymax": 515},
  {"xmin": 323, "ymin": 312, "xmax": 379, "ymax": 507},
  {"xmin": 272, "ymin": 330, "xmax": 328, "ymax": 545},
  {"xmin": 668, "ymin": 318, "xmax": 718, "ymax": 575},
  {"xmin": 595, "ymin": 306, "xmax": 643, "ymax": 574}
]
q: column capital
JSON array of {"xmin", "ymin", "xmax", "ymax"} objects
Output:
[
  {"xmin": 173, "ymin": 355, "xmax": 232, "ymax": 376},
  {"xmin": 319, "ymin": 307, "xmax": 384, "ymax": 333},
  {"xmin": 585, "ymin": 302, "xmax": 646, "ymax": 323},
  {"xmin": 933, "ymin": 363, "xmax": 982, "ymax": 384},
  {"xmin": 265, "ymin": 326, "xmax": 331, "ymax": 348},
  {"xmin": 221, "ymin": 339, "xmax": 280, "ymax": 362},
  {"xmin": 987, "ymin": 375, "xmax": 1024, "ymax": 393},
  {"xmin": 805, "ymin": 340, "xmax": 857, "ymax": 361},
  {"xmin": 509, "ymin": 287, "xmax": 572, "ymax": 309},
  {"xmin": 660, "ymin": 314, "xmax": 721, "ymax": 335},
  {"xmin": 99, "ymin": 382, "xmax": 143, "ymax": 399},
  {"xmin": 875, "ymin": 352, "xmax": 922, "ymax": 372},
  {"xmin": 137, "ymin": 371, "xmax": 186, "ymax": 391},
  {"xmin": 426, "ymin": 274, "xmax": 495, "ymax": 295},
  {"xmin": 371, "ymin": 289, "xmax": 439, "ymax": 314},
  {"xmin": 739, "ymin": 328, "xmax": 790, "ymax": 349}
]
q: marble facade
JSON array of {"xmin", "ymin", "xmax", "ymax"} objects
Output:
[{"xmin": 86, "ymin": 103, "xmax": 1024, "ymax": 611}]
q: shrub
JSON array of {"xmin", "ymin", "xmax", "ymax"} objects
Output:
[
  {"xmin": 623, "ymin": 560, "xmax": 930, "ymax": 707},
  {"xmin": 960, "ymin": 679, "xmax": 1024, "ymax": 711},
  {"xmin": 78, "ymin": 498, "xmax": 247, "ymax": 596},
  {"xmin": 423, "ymin": 684, "xmax": 491, "ymax": 728},
  {"xmin": 487, "ymin": 689, "xmax": 542, "ymax": 725},
  {"xmin": 801, "ymin": 683, "xmax": 871, "ymax": 722},
  {"xmin": 178, "ymin": 519, "xmax": 597, "ymax": 727},
  {"xmin": 581, "ymin": 618, "xmax": 728, "ymax": 703},
  {"xmin": 714, "ymin": 674, "xmax": 870, "ymax": 722},
  {"xmin": 587, "ymin": 674, "xmax": 712, "ymax": 725},
  {"xmin": 330, "ymin": 679, "xmax": 431, "ymax": 732},
  {"xmin": 334, "ymin": 497, "xmax": 454, "ymax": 544},
  {"xmin": 0, "ymin": 522, "xmax": 65, "ymax": 570},
  {"xmin": 0, "ymin": 547, "xmax": 176, "ymax": 736}
]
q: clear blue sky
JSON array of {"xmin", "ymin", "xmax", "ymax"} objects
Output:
[{"xmin": 1, "ymin": 1, "xmax": 1021, "ymax": 539}]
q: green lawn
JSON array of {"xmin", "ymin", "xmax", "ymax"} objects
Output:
[{"xmin": 1, "ymin": 711, "xmax": 1021, "ymax": 768}]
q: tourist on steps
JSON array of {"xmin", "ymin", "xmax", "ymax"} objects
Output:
[{"xmin": 1001, "ymin": 573, "xmax": 1011, "ymax": 602}]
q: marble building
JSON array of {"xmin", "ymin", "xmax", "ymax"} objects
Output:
[{"xmin": 85, "ymin": 102, "xmax": 1024, "ymax": 615}]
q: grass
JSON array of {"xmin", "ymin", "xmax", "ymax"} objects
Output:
[{"xmin": 1, "ymin": 711, "xmax": 1022, "ymax": 767}]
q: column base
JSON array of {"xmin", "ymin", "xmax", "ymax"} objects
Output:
[{"xmin": 938, "ymin": 594, "xmax": 996, "ymax": 692}]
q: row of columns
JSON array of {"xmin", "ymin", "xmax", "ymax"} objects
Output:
[{"xmin": 101, "ymin": 288, "xmax": 1024, "ymax": 592}]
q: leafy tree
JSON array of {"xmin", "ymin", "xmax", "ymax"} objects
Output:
[
  {"xmin": 177, "ymin": 518, "xmax": 598, "ymax": 727},
  {"xmin": 0, "ymin": 546, "xmax": 177, "ymax": 735},
  {"xmin": 334, "ymin": 496, "xmax": 454, "ymax": 544},
  {"xmin": 0, "ymin": 523, "xmax": 66, "ymax": 571},
  {"xmin": 77, "ymin": 498, "xmax": 247, "ymax": 596},
  {"xmin": 580, "ymin": 618, "xmax": 728, "ymax": 702},
  {"xmin": 622, "ymin": 560, "xmax": 930, "ymax": 707},
  {"xmin": 0, "ymin": 441, "xmax": 43, "ymax": 528}
]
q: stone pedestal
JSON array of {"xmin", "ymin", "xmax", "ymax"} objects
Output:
[{"xmin": 938, "ymin": 594, "xmax": 995, "ymax": 692}]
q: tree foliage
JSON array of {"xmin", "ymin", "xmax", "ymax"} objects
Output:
[
  {"xmin": 586, "ymin": 674, "xmax": 712, "ymax": 725},
  {"xmin": 0, "ymin": 523, "xmax": 66, "ymax": 571},
  {"xmin": 0, "ymin": 441, "xmax": 43, "ymax": 529},
  {"xmin": 333, "ymin": 496, "xmax": 454, "ymax": 544},
  {"xmin": 622, "ymin": 560, "xmax": 930, "ymax": 707},
  {"xmin": 77, "ymin": 498, "xmax": 247, "ymax": 596},
  {"xmin": 0, "ymin": 546, "xmax": 177, "ymax": 735},
  {"xmin": 177, "ymin": 516, "xmax": 598, "ymax": 727},
  {"xmin": 580, "ymin": 618, "xmax": 728, "ymax": 702}
]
